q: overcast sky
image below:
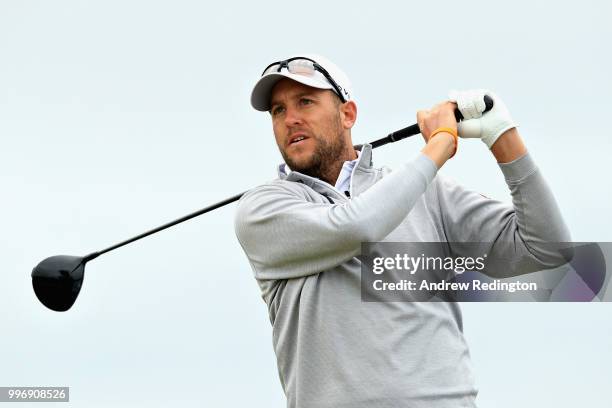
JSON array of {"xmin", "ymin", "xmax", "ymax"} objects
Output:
[{"xmin": 1, "ymin": 1, "xmax": 611, "ymax": 407}]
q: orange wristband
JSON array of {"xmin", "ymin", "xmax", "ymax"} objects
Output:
[{"xmin": 430, "ymin": 127, "xmax": 458, "ymax": 158}]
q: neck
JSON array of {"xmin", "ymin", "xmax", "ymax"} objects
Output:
[
  {"xmin": 319, "ymin": 148, "xmax": 358, "ymax": 186},
  {"xmin": 319, "ymin": 162, "xmax": 344, "ymax": 186}
]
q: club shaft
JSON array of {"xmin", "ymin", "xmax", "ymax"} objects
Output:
[
  {"xmin": 87, "ymin": 192, "xmax": 245, "ymax": 261},
  {"xmin": 87, "ymin": 94, "xmax": 495, "ymax": 262},
  {"xmin": 84, "ymin": 124, "xmax": 419, "ymax": 261}
]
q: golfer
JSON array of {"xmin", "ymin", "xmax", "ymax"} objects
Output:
[{"xmin": 234, "ymin": 54, "xmax": 570, "ymax": 408}]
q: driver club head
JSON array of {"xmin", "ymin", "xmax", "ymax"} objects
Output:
[{"xmin": 32, "ymin": 255, "xmax": 87, "ymax": 312}]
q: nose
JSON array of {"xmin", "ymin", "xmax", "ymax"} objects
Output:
[{"xmin": 283, "ymin": 105, "xmax": 303, "ymax": 127}]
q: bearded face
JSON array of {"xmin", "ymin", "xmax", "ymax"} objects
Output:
[
  {"xmin": 279, "ymin": 112, "xmax": 347, "ymax": 180},
  {"xmin": 270, "ymin": 79, "xmax": 354, "ymax": 183}
]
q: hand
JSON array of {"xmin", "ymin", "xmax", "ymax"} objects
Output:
[
  {"xmin": 449, "ymin": 89, "xmax": 517, "ymax": 149},
  {"xmin": 417, "ymin": 101, "xmax": 458, "ymax": 168},
  {"xmin": 416, "ymin": 101, "xmax": 458, "ymax": 143}
]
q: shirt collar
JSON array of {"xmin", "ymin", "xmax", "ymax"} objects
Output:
[{"xmin": 277, "ymin": 144, "xmax": 373, "ymax": 181}]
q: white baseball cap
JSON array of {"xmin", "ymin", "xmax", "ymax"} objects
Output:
[{"xmin": 250, "ymin": 54, "xmax": 353, "ymax": 111}]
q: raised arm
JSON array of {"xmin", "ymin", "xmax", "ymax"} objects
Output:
[
  {"xmin": 234, "ymin": 153, "xmax": 437, "ymax": 280},
  {"xmin": 439, "ymin": 89, "xmax": 571, "ymax": 275}
]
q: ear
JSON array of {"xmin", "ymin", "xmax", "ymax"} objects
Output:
[{"xmin": 340, "ymin": 100, "xmax": 357, "ymax": 130}]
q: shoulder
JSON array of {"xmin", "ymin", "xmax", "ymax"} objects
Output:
[
  {"xmin": 234, "ymin": 179, "xmax": 310, "ymax": 223},
  {"xmin": 238, "ymin": 179, "xmax": 308, "ymax": 205}
]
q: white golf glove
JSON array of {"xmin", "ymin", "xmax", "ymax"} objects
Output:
[{"xmin": 448, "ymin": 89, "xmax": 517, "ymax": 149}]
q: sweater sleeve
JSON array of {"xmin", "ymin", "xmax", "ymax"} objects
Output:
[
  {"xmin": 436, "ymin": 152, "xmax": 572, "ymax": 277},
  {"xmin": 234, "ymin": 153, "xmax": 438, "ymax": 280}
]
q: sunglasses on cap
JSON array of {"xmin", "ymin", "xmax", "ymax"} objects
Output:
[{"xmin": 260, "ymin": 57, "xmax": 349, "ymax": 103}]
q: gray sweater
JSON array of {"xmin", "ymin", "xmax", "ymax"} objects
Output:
[{"xmin": 234, "ymin": 144, "xmax": 570, "ymax": 408}]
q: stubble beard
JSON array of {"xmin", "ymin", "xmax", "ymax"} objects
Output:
[{"xmin": 280, "ymin": 115, "xmax": 349, "ymax": 184}]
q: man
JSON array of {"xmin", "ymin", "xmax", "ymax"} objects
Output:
[{"xmin": 234, "ymin": 54, "xmax": 570, "ymax": 408}]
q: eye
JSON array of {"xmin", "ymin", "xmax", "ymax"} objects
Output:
[
  {"xmin": 271, "ymin": 105, "xmax": 285, "ymax": 116},
  {"xmin": 300, "ymin": 98, "xmax": 313, "ymax": 106}
]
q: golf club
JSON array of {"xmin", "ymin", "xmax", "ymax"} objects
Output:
[{"xmin": 32, "ymin": 96, "xmax": 493, "ymax": 311}]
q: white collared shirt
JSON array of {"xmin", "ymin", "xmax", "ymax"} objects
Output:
[
  {"xmin": 333, "ymin": 150, "xmax": 360, "ymax": 196},
  {"xmin": 280, "ymin": 150, "xmax": 361, "ymax": 197}
]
